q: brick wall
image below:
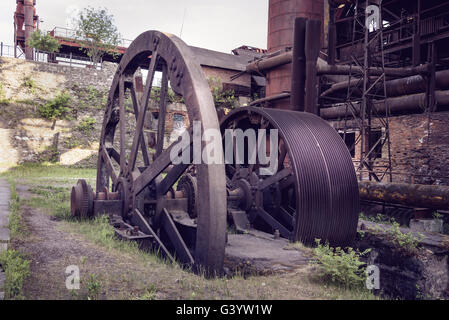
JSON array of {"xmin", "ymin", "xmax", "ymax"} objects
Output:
[
  {"xmin": 332, "ymin": 112, "xmax": 449, "ymax": 186},
  {"xmin": 388, "ymin": 112, "xmax": 449, "ymax": 185}
]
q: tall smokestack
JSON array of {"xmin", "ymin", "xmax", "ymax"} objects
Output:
[
  {"xmin": 267, "ymin": 0, "xmax": 324, "ymax": 109},
  {"xmin": 24, "ymin": 0, "xmax": 34, "ymax": 60}
]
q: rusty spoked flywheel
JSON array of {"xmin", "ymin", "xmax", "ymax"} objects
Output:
[
  {"xmin": 221, "ymin": 107, "xmax": 360, "ymax": 246},
  {"xmin": 92, "ymin": 31, "xmax": 227, "ymax": 273}
]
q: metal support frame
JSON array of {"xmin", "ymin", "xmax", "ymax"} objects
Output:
[{"xmin": 341, "ymin": 0, "xmax": 393, "ymax": 183}]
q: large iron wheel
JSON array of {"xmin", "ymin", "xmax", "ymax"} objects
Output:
[
  {"xmin": 221, "ymin": 107, "xmax": 360, "ymax": 246},
  {"xmin": 95, "ymin": 31, "xmax": 226, "ymax": 272}
]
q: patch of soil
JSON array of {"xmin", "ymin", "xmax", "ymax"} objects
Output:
[{"xmin": 14, "ymin": 186, "xmax": 164, "ymax": 300}]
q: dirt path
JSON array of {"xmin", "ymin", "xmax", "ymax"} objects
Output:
[
  {"xmin": 18, "ymin": 205, "xmax": 121, "ymax": 299},
  {"xmin": 15, "ymin": 186, "xmax": 161, "ymax": 300}
]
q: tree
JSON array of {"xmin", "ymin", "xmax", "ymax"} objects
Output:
[
  {"xmin": 74, "ymin": 7, "xmax": 121, "ymax": 64},
  {"xmin": 27, "ymin": 30, "xmax": 60, "ymax": 53}
]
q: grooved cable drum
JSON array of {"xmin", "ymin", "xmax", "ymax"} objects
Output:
[{"xmin": 222, "ymin": 107, "xmax": 360, "ymax": 246}]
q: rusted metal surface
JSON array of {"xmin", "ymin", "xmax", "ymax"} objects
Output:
[
  {"xmin": 304, "ymin": 19, "xmax": 321, "ymax": 115},
  {"xmin": 322, "ymin": 68, "xmax": 449, "ymax": 98},
  {"xmin": 321, "ymin": 90, "xmax": 449, "ymax": 119},
  {"xmin": 24, "ymin": 0, "xmax": 34, "ymax": 60},
  {"xmin": 290, "ymin": 18, "xmax": 306, "ymax": 111},
  {"xmin": 359, "ymin": 181, "xmax": 449, "ymax": 210},
  {"xmin": 70, "ymin": 30, "xmax": 227, "ymax": 273},
  {"xmin": 245, "ymin": 51, "xmax": 292, "ymax": 74},
  {"xmin": 267, "ymin": 0, "xmax": 324, "ymax": 109},
  {"xmin": 221, "ymin": 107, "xmax": 360, "ymax": 246}
]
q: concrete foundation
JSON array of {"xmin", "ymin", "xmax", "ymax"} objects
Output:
[{"xmin": 410, "ymin": 219, "xmax": 444, "ymax": 233}]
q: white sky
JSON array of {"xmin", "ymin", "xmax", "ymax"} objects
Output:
[{"xmin": 0, "ymin": 0, "xmax": 268, "ymax": 54}]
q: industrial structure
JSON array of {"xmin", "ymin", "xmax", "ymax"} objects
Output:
[
  {"xmin": 5, "ymin": 0, "xmax": 449, "ymax": 275},
  {"xmin": 13, "ymin": 0, "xmax": 39, "ymax": 60}
]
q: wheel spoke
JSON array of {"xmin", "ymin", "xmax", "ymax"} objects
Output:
[
  {"xmin": 107, "ymin": 147, "xmax": 121, "ymax": 164},
  {"xmin": 133, "ymin": 139, "xmax": 191, "ymax": 196},
  {"xmin": 130, "ymin": 84, "xmax": 150, "ymax": 166},
  {"xmin": 119, "ymin": 75, "xmax": 126, "ymax": 172},
  {"xmin": 258, "ymin": 168, "xmax": 292, "ymax": 190},
  {"xmin": 129, "ymin": 49, "xmax": 159, "ymax": 171},
  {"xmin": 101, "ymin": 147, "xmax": 118, "ymax": 184},
  {"xmin": 256, "ymin": 206, "xmax": 292, "ymax": 239},
  {"xmin": 156, "ymin": 63, "xmax": 168, "ymax": 157},
  {"xmin": 133, "ymin": 209, "xmax": 175, "ymax": 262},
  {"xmin": 277, "ymin": 206, "xmax": 295, "ymax": 228},
  {"xmin": 159, "ymin": 163, "xmax": 190, "ymax": 196},
  {"xmin": 160, "ymin": 208, "xmax": 194, "ymax": 264}
]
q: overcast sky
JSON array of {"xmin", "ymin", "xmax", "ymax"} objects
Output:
[{"xmin": 0, "ymin": 0, "xmax": 268, "ymax": 54}]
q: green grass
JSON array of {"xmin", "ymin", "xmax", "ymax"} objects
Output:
[
  {"xmin": 1, "ymin": 163, "xmax": 96, "ymax": 187},
  {"xmin": 27, "ymin": 185, "xmax": 72, "ymax": 221},
  {"xmin": 7, "ymin": 180, "xmax": 27, "ymax": 239},
  {"xmin": 0, "ymin": 182, "xmax": 31, "ymax": 300},
  {"xmin": 0, "ymin": 249, "xmax": 31, "ymax": 300}
]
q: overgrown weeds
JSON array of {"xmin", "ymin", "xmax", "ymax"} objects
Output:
[
  {"xmin": 86, "ymin": 273, "xmax": 102, "ymax": 300},
  {"xmin": 311, "ymin": 239, "xmax": 371, "ymax": 289},
  {"xmin": 385, "ymin": 222, "xmax": 423, "ymax": 254},
  {"xmin": 7, "ymin": 181, "xmax": 27, "ymax": 239},
  {"xmin": 77, "ymin": 117, "xmax": 97, "ymax": 133},
  {"xmin": 0, "ymin": 249, "xmax": 30, "ymax": 300},
  {"xmin": 38, "ymin": 91, "xmax": 71, "ymax": 120}
]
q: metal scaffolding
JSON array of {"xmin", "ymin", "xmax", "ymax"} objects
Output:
[{"xmin": 341, "ymin": 0, "xmax": 393, "ymax": 182}]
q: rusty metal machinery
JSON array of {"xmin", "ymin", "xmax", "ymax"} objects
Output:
[
  {"xmin": 70, "ymin": 30, "xmax": 360, "ymax": 274},
  {"xmin": 221, "ymin": 107, "xmax": 360, "ymax": 245}
]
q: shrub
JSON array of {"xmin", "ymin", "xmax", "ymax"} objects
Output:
[
  {"xmin": 38, "ymin": 92, "xmax": 71, "ymax": 119},
  {"xmin": 87, "ymin": 273, "xmax": 102, "ymax": 300},
  {"xmin": 207, "ymin": 77, "xmax": 238, "ymax": 111},
  {"xmin": 0, "ymin": 249, "xmax": 31, "ymax": 299},
  {"xmin": 386, "ymin": 222, "xmax": 423, "ymax": 254},
  {"xmin": 312, "ymin": 239, "xmax": 371, "ymax": 289},
  {"xmin": 22, "ymin": 76, "xmax": 37, "ymax": 90},
  {"xmin": 27, "ymin": 29, "xmax": 60, "ymax": 53},
  {"xmin": 0, "ymin": 82, "xmax": 11, "ymax": 105},
  {"xmin": 77, "ymin": 117, "xmax": 97, "ymax": 133},
  {"xmin": 150, "ymin": 87, "xmax": 184, "ymax": 104}
]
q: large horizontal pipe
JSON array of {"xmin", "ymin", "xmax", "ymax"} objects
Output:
[
  {"xmin": 249, "ymin": 92, "xmax": 290, "ymax": 106},
  {"xmin": 322, "ymin": 69, "xmax": 449, "ymax": 98},
  {"xmin": 245, "ymin": 52, "xmax": 430, "ymax": 77},
  {"xmin": 317, "ymin": 64, "xmax": 430, "ymax": 77},
  {"xmin": 359, "ymin": 181, "xmax": 449, "ymax": 210},
  {"xmin": 320, "ymin": 90, "xmax": 449, "ymax": 119},
  {"xmin": 246, "ymin": 52, "xmax": 293, "ymax": 74}
]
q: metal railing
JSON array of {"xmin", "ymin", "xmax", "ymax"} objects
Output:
[
  {"xmin": 50, "ymin": 26, "xmax": 132, "ymax": 48},
  {"xmin": 0, "ymin": 42, "xmax": 20, "ymax": 58},
  {"xmin": 1, "ymin": 42, "xmax": 102, "ymax": 69}
]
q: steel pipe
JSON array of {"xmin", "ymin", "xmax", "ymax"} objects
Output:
[
  {"xmin": 322, "ymin": 69, "xmax": 449, "ymax": 98},
  {"xmin": 320, "ymin": 90, "xmax": 449, "ymax": 119},
  {"xmin": 359, "ymin": 181, "xmax": 449, "ymax": 210}
]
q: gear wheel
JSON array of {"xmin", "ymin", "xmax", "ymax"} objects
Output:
[
  {"xmin": 71, "ymin": 179, "xmax": 94, "ymax": 218},
  {"xmin": 177, "ymin": 173, "xmax": 198, "ymax": 219}
]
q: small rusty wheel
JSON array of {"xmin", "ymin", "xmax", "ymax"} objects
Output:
[
  {"xmin": 221, "ymin": 107, "xmax": 360, "ymax": 246},
  {"xmin": 95, "ymin": 31, "xmax": 226, "ymax": 273},
  {"xmin": 71, "ymin": 179, "xmax": 94, "ymax": 219}
]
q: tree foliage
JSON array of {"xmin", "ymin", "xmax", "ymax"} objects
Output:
[
  {"xmin": 27, "ymin": 30, "xmax": 60, "ymax": 53},
  {"xmin": 207, "ymin": 77, "xmax": 238, "ymax": 110},
  {"xmin": 74, "ymin": 7, "xmax": 121, "ymax": 64}
]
